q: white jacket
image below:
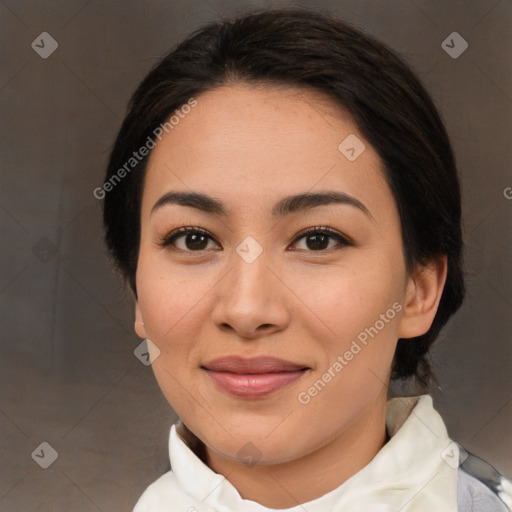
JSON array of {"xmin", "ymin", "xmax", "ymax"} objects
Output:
[{"xmin": 133, "ymin": 395, "xmax": 512, "ymax": 511}]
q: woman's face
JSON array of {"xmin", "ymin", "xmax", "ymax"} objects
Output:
[{"xmin": 135, "ymin": 83, "xmax": 413, "ymax": 464}]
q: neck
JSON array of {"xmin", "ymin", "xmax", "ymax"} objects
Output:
[{"xmin": 203, "ymin": 395, "xmax": 389, "ymax": 508}]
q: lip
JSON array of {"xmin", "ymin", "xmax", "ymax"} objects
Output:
[{"xmin": 202, "ymin": 356, "xmax": 310, "ymax": 398}]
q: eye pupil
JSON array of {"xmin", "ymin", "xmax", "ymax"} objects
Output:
[
  {"xmin": 307, "ymin": 233, "xmax": 329, "ymax": 250},
  {"xmin": 186, "ymin": 233, "xmax": 208, "ymax": 250}
]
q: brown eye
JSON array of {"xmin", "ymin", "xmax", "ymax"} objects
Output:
[
  {"xmin": 291, "ymin": 226, "xmax": 352, "ymax": 252},
  {"xmin": 160, "ymin": 227, "xmax": 219, "ymax": 252},
  {"xmin": 159, "ymin": 225, "xmax": 351, "ymax": 254}
]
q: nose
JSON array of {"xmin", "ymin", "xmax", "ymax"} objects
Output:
[{"xmin": 211, "ymin": 247, "xmax": 290, "ymax": 340}]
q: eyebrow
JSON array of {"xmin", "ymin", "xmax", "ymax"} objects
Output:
[{"xmin": 150, "ymin": 190, "xmax": 372, "ymax": 219}]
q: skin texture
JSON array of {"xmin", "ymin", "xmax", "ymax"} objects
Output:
[{"xmin": 133, "ymin": 83, "xmax": 447, "ymax": 508}]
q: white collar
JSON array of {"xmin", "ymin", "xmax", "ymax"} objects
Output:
[{"xmin": 134, "ymin": 395, "xmax": 459, "ymax": 511}]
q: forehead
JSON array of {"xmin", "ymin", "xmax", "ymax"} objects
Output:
[{"xmin": 142, "ymin": 83, "xmax": 392, "ymax": 219}]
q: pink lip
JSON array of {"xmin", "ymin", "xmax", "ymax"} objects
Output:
[
  {"xmin": 205, "ymin": 369, "xmax": 307, "ymax": 398},
  {"xmin": 202, "ymin": 356, "xmax": 309, "ymax": 398}
]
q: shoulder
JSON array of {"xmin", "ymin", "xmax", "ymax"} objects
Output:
[{"xmin": 457, "ymin": 447, "xmax": 512, "ymax": 512}]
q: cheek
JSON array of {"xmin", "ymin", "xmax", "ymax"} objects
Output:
[
  {"xmin": 136, "ymin": 264, "xmax": 214, "ymax": 418},
  {"xmin": 293, "ymin": 261, "xmax": 404, "ymax": 429},
  {"xmin": 293, "ymin": 253, "xmax": 405, "ymax": 351},
  {"xmin": 137, "ymin": 254, "xmax": 214, "ymax": 342}
]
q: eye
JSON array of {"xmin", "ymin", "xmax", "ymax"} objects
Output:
[
  {"xmin": 159, "ymin": 226, "xmax": 219, "ymax": 252},
  {"xmin": 158, "ymin": 224, "xmax": 352, "ymax": 254},
  {"xmin": 290, "ymin": 226, "xmax": 352, "ymax": 252}
]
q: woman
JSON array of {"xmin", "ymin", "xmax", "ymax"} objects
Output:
[{"xmin": 101, "ymin": 8, "xmax": 511, "ymax": 511}]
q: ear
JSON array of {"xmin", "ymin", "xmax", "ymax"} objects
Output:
[
  {"xmin": 398, "ymin": 255, "xmax": 448, "ymax": 339},
  {"xmin": 131, "ymin": 288, "xmax": 147, "ymax": 339}
]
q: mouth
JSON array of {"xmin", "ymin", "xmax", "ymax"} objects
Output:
[{"xmin": 201, "ymin": 356, "xmax": 310, "ymax": 398}]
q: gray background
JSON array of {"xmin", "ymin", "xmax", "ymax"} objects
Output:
[{"xmin": 1, "ymin": 0, "xmax": 510, "ymax": 510}]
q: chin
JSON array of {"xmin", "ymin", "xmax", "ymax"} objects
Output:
[{"xmin": 201, "ymin": 423, "xmax": 309, "ymax": 465}]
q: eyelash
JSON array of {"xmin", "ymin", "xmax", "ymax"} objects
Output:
[{"xmin": 158, "ymin": 224, "xmax": 352, "ymax": 254}]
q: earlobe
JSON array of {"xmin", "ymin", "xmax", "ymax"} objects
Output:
[
  {"xmin": 134, "ymin": 299, "xmax": 147, "ymax": 339},
  {"xmin": 398, "ymin": 255, "xmax": 448, "ymax": 339}
]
